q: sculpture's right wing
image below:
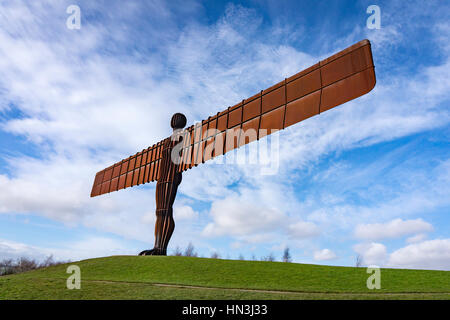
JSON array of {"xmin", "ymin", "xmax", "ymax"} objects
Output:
[
  {"xmin": 90, "ymin": 138, "xmax": 168, "ymax": 197},
  {"xmin": 176, "ymin": 39, "xmax": 376, "ymax": 172}
]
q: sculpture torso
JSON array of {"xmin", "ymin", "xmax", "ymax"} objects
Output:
[
  {"xmin": 156, "ymin": 136, "xmax": 182, "ymax": 210},
  {"xmin": 142, "ymin": 134, "xmax": 183, "ymax": 255}
]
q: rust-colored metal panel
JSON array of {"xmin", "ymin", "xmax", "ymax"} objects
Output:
[
  {"xmin": 149, "ymin": 162, "xmax": 155, "ymax": 181},
  {"xmin": 131, "ymin": 168, "xmax": 139, "ymax": 186},
  {"xmin": 286, "ymin": 63, "xmax": 320, "ymax": 83},
  {"xmin": 93, "ymin": 171, "xmax": 104, "ymax": 187},
  {"xmin": 125, "ymin": 171, "xmax": 133, "ymax": 188},
  {"xmin": 128, "ymin": 157, "xmax": 136, "ymax": 173},
  {"xmin": 148, "ymin": 147, "xmax": 154, "ymax": 163},
  {"xmin": 321, "ymin": 52, "xmax": 354, "ymax": 87},
  {"xmin": 262, "ymin": 80, "xmax": 284, "ymax": 95},
  {"xmin": 156, "ymin": 143, "xmax": 162, "ymax": 162},
  {"xmin": 217, "ymin": 114, "xmax": 227, "ymax": 132},
  {"xmin": 201, "ymin": 120, "xmax": 208, "ymax": 140},
  {"xmin": 213, "ymin": 131, "xmax": 225, "ymax": 157},
  {"xmin": 194, "ymin": 123, "xmax": 202, "ymax": 144},
  {"xmin": 239, "ymin": 117, "xmax": 259, "ymax": 146},
  {"xmin": 192, "ymin": 143, "xmax": 200, "ymax": 166},
  {"xmin": 259, "ymin": 106, "xmax": 285, "ymax": 138},
  {"xmin": 225, "ymin": 125, "xmax": 241, "ymax": 153},
  {"xmin": 208, "ymin": 117, "xmax": 217, "ymax": 137},
  {"xmin": 156, "ymin": 160, "xmax": 162, "ymax": 181},
  {"xmin": 138, "ymin": 166, "xmax": 145, "ymax": 185},
  {"xmin": 149, "ymin": 146, "xmax": 156, "ymax": 162},
  {"xmin": 186, "ymin": 126, "xmax": 193, "ymax": 146},
  {"xmin": 187, "ymin": 143, "xmax": 194, "ymax": 169},
  {"xmin": 90, "ymin": 183, "xmax": 101, "ymax": 197},
  {"xmin": 155, "ymin": 155, "xmax": 161, "ymax": 179},
  {"xmin": 285, "ymin": 90, "xmax": 321, "ymax": 128},
  {"xmin": 228, "ymin": 105, "xmax": 242, "ymax": 128},
  {"xmin": 110, "ymin": 177, "xmax": 119, "ymax": 192},
  {"xmin": 150, "ymin": 161, "xmax": 156, "ymax": 181},
  {"xmin": 286, "ymin": 69, "xmax": 321, "ymax": 103},
  {"xmin": 101, "ymin": 181, "xmax": 110, "ymax": 194},
  {"xmin": 141, "ymin": 150, "xmax": 148, "ymax": 165},
  {"xmin": 143, "ymin": 164, "xmax": 150, "ymax": 183},
  {"xmin": 199, "ymin": 123, "xmax": 208, "ymax": 163},
  {"xmin": 181, "ymin": 131, "xmax": 192, "ymax": 171},
  {"xmin": 103, "ymin": 167, "xmax": 113, "ymax": 182},
  {"xmin": 98, "ymin": 182, "xmax": 104, "ymax": 195},
  {"xmin": 155, "ymin": 160, "xmax": 161, "ymax": 179},
  {"xmin": 351, "ymin": 45, "xmax": 373, "ymax": 74},
  {"xmin": 182, "ymin": 145, "xmax": 192, "ymax": 171},
  {"xmin": 188, "ymin": 142, "xmax": 195, "ymax": 169},
  {"xmin": 176, "ymin": 131, "xmax": 186, "ymax": 172},
  {"xmin": 112, "ymin": 164, "xmax": 121, "ymax": 178},
  {"xmin": 198, "ymin": 140, "xmax": 206, "ymax": 164},
  {"xmin": 118, "ymin": 174, "xmax": 126, "ymax": 190},
  {"xmin": 320, "ymin": 39, "xmax": 370, "ymax": 66},
  {"xmin": 262, "ymin": 85, "xmax": 285, "ymax": 113},
  {"xmin": 243, "ymin": 96, "xmax": 261, "ymax": 122},
  {"xmin": 120, "ymin": 160, "xmax": 129, "ymax": 175},
  {"xmin": 154, "ymin": 144, "xmax": 160, "ymax": 162},
  {"xmin": 154, "ymin": 150, "xmax": 163, "ymax": 180},
  {"xmin": 203, "ymin": 137, "xmax": 215, "ymax": 161},
  {"xmin": 90, "ymin": 39, "xmax": 375, "ymax": 197},
  {"xmin": 321, "ymin": 41, "xmax": 374, "ymax": 87},
  {"xmin": 321, "ymin": 67, "xmax": 375, "ymax": 112},
  {"xmin": 135, "ymin": 154, "xmax": 142, "ymax": 169}
]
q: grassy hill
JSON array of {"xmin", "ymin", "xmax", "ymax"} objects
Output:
[{"xmin": 0, "ymin": 256, "xmax": 449, "ymax": 300}]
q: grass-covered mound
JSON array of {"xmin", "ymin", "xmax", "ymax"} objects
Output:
[{"xmin": 0, "ymin": 255, "xmax": 448, "ymax": 299}]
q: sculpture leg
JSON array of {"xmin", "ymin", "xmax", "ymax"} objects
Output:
[
  {"xmin": 139, "ymin": 208, "xmax": 175, "ymax": 256},
  {"xmin": 139, "ymin": 172, "xmax": 181, "ymax": 256},
  {"xmin": 154, "ymin": 208, "xmax": 175, "ymax": 255}
]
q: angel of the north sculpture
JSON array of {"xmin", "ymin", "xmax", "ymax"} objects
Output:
[{"xmin": 90, "ymin": 39, "xmax": 376, "ymax": 256}]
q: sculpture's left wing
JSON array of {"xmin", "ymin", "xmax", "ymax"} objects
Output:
[
  {"xmin": 175, "ymin": 39, "xmax": 376, "ymax": 172},
  {"xmin": 91, "ymin": 39, "xmax": 376, "ymax": 197}
]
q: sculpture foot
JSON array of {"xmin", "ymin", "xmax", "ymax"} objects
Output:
[
  {"xmin": 138, "ymin": 248, "xmax": 166, "ymax": 256},
  {"xmin": 138, "ymin": 249, "xmax": 154, "ymax": 256}
]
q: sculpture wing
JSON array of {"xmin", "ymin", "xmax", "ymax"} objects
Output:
[
  {"xmin": 176, "ymin": 39, "xmax": 376, "ymax": 172},
  {"xmin": 91, "ymin": 39, "xmax": 375, "ymax": 197},
  {"xmin": 90, "ymin": 138, "xmax": 169, "ymax": 197}
]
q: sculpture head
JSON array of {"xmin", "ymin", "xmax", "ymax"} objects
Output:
[{"xmin": 171, "ymin": 113, "xmax": 187, "ymax": 131}]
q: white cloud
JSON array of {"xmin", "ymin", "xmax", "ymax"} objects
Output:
[
  {"xmin": 353, "ymin": 242, "xmax": 387, "ymax": 266},
  {"xmin": 406, "ymin": 233, "xmax": 427, "ymax": 244},
  {"xmin": 202, "ymin": 190, "xmax": 286, "ymax": 238},
  {"xmin": 173, "ymin": 205, "xmax": 198, "ymax": 220},
  {"xmin": 306, "ymin": 159, "xmax": 450, "ymax": 233},
  {"xmin": 288, "ymin": 221, "xmax": 320, "ymax": 239},
  {"xmin": 354, "ymin": 219, "xmax": 433, "ymax": 241},
  {"xmin": 201, "ymin": 182, "xmax": 319, "ymax": 243},
  {"xmin": 387, "ymin": 239, "xmax": 450, "ymax": 270},
  {"xmin": 0, "ymin": 237, "xmax": 137, "ymax": 262},
  {"xmin": 353, "ymin": 239, "xmax": 450, "ymax": 271},
  {"xmin": 313, "ymin": 249, "xmax": 337, "ymax": 261}
]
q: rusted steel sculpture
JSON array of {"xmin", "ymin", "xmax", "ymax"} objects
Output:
[
  {"xmin": 91, "ymin": 39, "xmax": 376, "ymax": 255},
  {"xmin": 138, "ymin": 113, "xmax": 185, "ymax": 256}
]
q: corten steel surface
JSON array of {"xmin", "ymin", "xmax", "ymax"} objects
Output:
[{"xmin": 90, "ymin": 39, "xmax": 376, "ymax": 255}]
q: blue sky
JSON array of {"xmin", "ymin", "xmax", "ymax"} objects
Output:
[{"xmin": 0, "ymin": 0, "xmax": 449, "ymax": 270}]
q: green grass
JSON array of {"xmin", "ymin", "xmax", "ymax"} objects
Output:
[{"xmin": 0, "ymin": 256, "xmax": 449, "ymax": 300}]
